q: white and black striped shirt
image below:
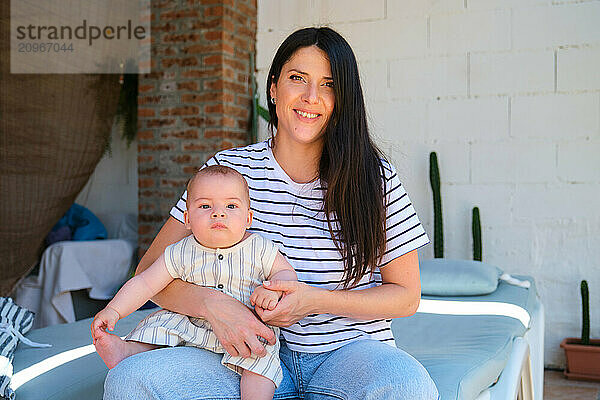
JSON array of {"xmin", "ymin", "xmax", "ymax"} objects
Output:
[{"xmin": 170, "ymin": 139, "xmax": 429, "ymax": 353}]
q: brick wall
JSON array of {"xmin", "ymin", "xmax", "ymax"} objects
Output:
[
  {"xmin": 137, "ymin": 0, "xmax": 257, "ymax": 252},
  {"xmin": 256, "ymin": 0, "xmax": 600, "ymax": 369}
]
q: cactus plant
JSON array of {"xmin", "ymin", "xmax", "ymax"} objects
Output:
[
  {"xmin": 581, "ymin": 280, "xmax": 590, "ymax": 345},
  {"xmin": 472, "ymin": 207, "xmax": 482, "ymax": 261},
  {"xmin": 429, "ymin": 152, "xmax": 443, "ymax": 258},
  {"xmin": 561, "ymin": 279, "xmax": 600, "ymax": 381}
]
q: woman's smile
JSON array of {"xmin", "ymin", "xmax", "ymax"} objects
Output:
[{"xmin": 294, "ymin": 109, "xmax": 321, "ymax": 121}]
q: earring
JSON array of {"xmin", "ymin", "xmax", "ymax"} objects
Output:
[{"xmin": 271, "ymin": 97, "xmax": 276, "ymax": 105}]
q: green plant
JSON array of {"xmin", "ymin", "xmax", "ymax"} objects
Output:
[
  {"xmin": 115, "ymin": 73, "xmax": 138, "ymax": 147},
  {"xmin": 472, "ymin": 207, "xmax": 482, "ymax": 261},
  {"xmin": 581, "ymin": 280, "xmax": 590, "ymax": 345},
  {"xmin": 429, "ymin": 152, "xmax": 443, "ymax": 258},
  {"xmin": 257, "ymin": 103, "xmax": 270, "ymax": 121}
]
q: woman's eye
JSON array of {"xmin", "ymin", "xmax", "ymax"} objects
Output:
[
  {"xmin": 290, "ymin": 74, "xmax": 303, "ymax": 82},
  {"xmin": 227, "ymin": 204, "xmax": 237, "ymax": 209},
  {"xmin": 324, "ymin": 81, "xmax": 334, "ymax": 88},
  {"xmin": 200, "ymin": 205, "xmax": 210, "ymax": 209}
]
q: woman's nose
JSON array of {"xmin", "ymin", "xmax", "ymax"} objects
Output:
[{"xmin": 302, "ymin": 83, "xmax": 319, "ymax": 104}]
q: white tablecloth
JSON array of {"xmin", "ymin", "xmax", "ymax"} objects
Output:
[
  {"xmin": 15, "ymin": 239, "xmax": 135, "ymax": 329},
  {"xmin": 14, "ymin": 213, "xmax": 137, "ymax": 329}
]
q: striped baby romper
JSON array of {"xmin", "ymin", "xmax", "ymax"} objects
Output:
[{"xmin": 125, "ymin": 233, "xmax": 284, "ymax": 387}]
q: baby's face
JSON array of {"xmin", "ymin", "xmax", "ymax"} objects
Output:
[{"xmin": 184, "ymin": 173, "xmax": 252, "ymax": 249}]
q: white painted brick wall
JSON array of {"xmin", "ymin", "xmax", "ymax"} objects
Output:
[
  {"xmin": 319, "ymin": 0, "xmax": 385, "ymax": 24},
  {"xmin": 485, "ymin": 223, "xmax": 536, "ymax": 272},
  {"xmin": 427, "ymin": 97, "xmax": 509, "ymax": 142},
  {"xmin": 256, "ymin": 30, "xmax": 288, "ymax": 70},
  {"xmin": 429, "ymin": 9, "xmax": 511, "ymax": 54},
  {"xmin": 369, "ymin": 100, "xmax": 428, "ymax": 143},
  {"xmin": 557, "ymin": 47, "xmax": 600, "ymax": 92},
  {"xmin": 387, "ymin": 0, "xmax": 464, "ymax": 18},
  {"xmin": 514, "ymin": 184, "xmax": 599, "ymax": 219},
  {"xmin": 358, "ymin": 59, "xmax": 388, "ymax": 103},
  {"xmin": 334, "ymin": 17, "xmax": 428, "ymax": 60},
  {"xmin": 558, "ymin": 139, "xmax": 600, "ymax": 182},
  {"xmin": 512, "ymin": 2, "xmax": 600, "ymax": 49},
  {"xmin": 257, "ymin": 0, "xmax": 600, "ymax": 369},
  {"xmin": 511, "ymin": 94, "xmax": 600, "ymax": 139},
  {"xmin": 471, "ymin": 141, "xmax": 557, "ymax": 184},
  {"xmin": 389, "ymin": 55, "xmax": 467, "ymax": 98},
  {"xmin": 470, "ymin": 51, "xmax": 555, "ymax": 95},
  {"xmin": 467, "ymin": 0, "xmax": 551, "ymax": 10}
]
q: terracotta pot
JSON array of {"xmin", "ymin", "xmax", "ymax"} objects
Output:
[{"xmin": 560, "ymin": 338, "xmax": 600, "ymax": 382}]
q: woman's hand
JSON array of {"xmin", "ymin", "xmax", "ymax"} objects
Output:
[
  {"xmin": 203, "ymin": 290, "xmax": 276, "ymax": 359},
  {"xmin": 254, "ymin": 280, "xmax": 319, "ymax": 327}
]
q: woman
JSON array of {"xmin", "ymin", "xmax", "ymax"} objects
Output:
[{"xmin": 105, "ymin": 27, "xmax": 439, "ymax": 400}]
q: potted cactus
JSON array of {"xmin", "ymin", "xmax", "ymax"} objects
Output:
[{"xmin": 560, "ymin": 280, "xmax": 600, "ymax": 381}]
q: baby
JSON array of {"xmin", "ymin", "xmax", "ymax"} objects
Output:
[{"xmin": 92, "ymin": 165, "xmax": 297, "ymax": 400}]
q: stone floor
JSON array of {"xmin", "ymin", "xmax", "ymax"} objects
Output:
[{"xmin": 544, "ymin": 369, "xmax": 600, "ymax": 400}]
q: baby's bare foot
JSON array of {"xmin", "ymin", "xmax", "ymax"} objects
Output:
[{"xmin": 94, "ymin": 333, "xmax": 158, "ymax": 369}]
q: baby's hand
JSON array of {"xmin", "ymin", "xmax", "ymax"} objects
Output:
[
  {"xmin": 91, "ymin": 307, "xmax": 120, "ymax": 342},
  {"xmin": 250, "ymin": 285, "xmax": 282, "ymax": 311}
]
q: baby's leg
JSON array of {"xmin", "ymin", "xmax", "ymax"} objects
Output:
[
  {"xmin": 240, "ymin": 369, "xmax": 275, "ymax": 400},
  {"xmin": 94, "ymin": 330, "xmax": 160, "ymax": 369}
]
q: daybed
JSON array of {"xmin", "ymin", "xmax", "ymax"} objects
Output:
[{"xmin": 11, "ymin": 260, "xmax": 543, "ymax": 400}]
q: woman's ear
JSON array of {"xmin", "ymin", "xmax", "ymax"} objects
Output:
[{"xmin": 269, "ymin": 81, "xmax": 276, "ymax": 101}]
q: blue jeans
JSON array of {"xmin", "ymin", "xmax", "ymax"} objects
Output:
[{"xmin": 104, "ymin": 338, "xmax": 439, "ymax": 400}]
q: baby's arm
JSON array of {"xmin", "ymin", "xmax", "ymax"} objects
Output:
[
  {"xmin": 91, "ymin": 254, "xmax": 173, "ymax": 340},
  {"xmin": 250, "ymin": 252, "xmax": 297, "ymax": 311},
  {"xmin": 267, "ymin": 252, "xmax": 297, "ymax": 282}
]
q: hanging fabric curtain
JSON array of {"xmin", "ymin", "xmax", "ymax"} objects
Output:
[{"xmin": 0, "ymin": 2, "xmax": 120, "ymax": 295}]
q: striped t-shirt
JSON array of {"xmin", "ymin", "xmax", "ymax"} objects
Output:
[{"xmin": 170, "ymin": 139, "xmax": 429, "ymax": 353}]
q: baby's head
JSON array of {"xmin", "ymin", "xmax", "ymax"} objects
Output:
[{"xmin": 184, "ymin": 165, "xmax": 252, "ymax": 249}]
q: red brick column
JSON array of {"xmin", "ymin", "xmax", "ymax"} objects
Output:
[{"xmin": 137, "ymin": 0, "xmax": 256, "ymax": 253}]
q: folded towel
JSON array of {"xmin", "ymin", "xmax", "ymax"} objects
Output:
[{"xmin": 500, "ymin": 273, "xmax": 531, "ymax": 289}]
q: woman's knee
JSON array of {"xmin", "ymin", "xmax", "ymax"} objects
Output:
[
  {"xmin": 308, "ymin": 340, "xmax": 438, "ymax": 400},
  {"xmin": 349, "ymin": 357, "xmax": 438, "ymax": 400},
  {"xmin": 371, "ymin": 362, "xmax": 438, "ymax": 400},
  {"xmin": 359, "ymin": 342, "xmax": 438, "ymax": 399},
  {"xmin": 104, "ymin": 352, "xmax": 161, "ymax": 399},
  {"xmin": 104, "ymin": 359, "xmax": 142, "ymax": 399},
  {"xmin": 104, "ymin": 346, "xmax": 241, "ymax": 400}
]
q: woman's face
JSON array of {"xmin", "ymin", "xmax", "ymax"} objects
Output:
[{"xmin": 270, "ymin": 45, "xmax": 335, "ymax": 147}]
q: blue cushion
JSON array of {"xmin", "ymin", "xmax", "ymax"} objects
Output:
[
  {"xmin": 13, "ymin": 309, "xmax": 155, "ymax": 400},
  {"xmin": 49, "ymin": 203, "xmax": 107, "ymax": 243},
  {"xmin": 420, "ymin": 259, "xmax": 502, "ymax": 296}
]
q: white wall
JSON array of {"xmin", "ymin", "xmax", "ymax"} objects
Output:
[
  {"xmin": 75, "ymin": 123, "xmax": 138, "ymax": 217},
  {"xmin": 257, "ymin": 0, "xmax": 600, "ymax": 369}
]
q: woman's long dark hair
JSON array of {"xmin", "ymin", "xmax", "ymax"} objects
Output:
[{"xmin": 266, "ymin": 27, "xmax": 387, "ymax": 288}]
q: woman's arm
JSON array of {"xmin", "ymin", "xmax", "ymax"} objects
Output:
[
  {"xmin": 255, "ymin": 249, "xmax": 421, "ymax": 326},
  {"xmin": 135, "ymin": 216, "xmax": 276, "ymax": 357},
  {"xmin": 311, "ymin": 249, "xmax": 420, "ymax": 318}
]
